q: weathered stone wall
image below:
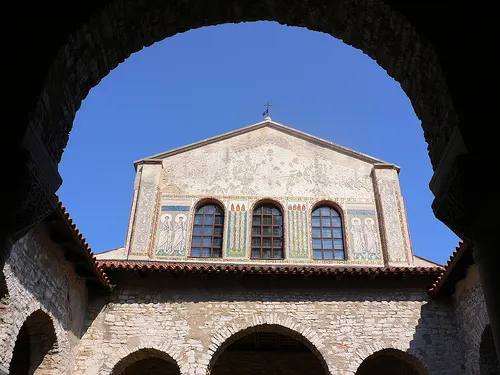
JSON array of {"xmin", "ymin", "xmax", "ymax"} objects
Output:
[
  {"xmin": 0, "ymin": 224, "xmax": 89, "ymax": 373},
  {"xmin": 453, "ymin": 264, "xmax": 491, "ymax": 374},
  {"xmin": 73, "ymin": 273, "xmax": 463, "ymax": 375}
]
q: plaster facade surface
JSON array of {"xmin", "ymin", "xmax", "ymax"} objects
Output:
[
  {"xmin": 453, "ymin": 264, "xmax": 493, "ymax": 374},
  {"xmin": 72, "ymin": 274, "xmax": 463, "ymax": 375},
  {"xmin": 118, "ymin": 122, "xmax": 419, "ymax": 267},
  {"xmin": 0, "ymin": 224, "xmax": 88, "ymax": 374}
]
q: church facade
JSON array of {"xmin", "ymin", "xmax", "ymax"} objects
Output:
[{"xmin": 0, "ymin": 119, "xmax": 497, "ymax": 374}]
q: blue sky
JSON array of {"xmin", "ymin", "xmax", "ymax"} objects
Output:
[{"xmin": 57, "ymin": 21, "xmax": 458, "ymax": 264}]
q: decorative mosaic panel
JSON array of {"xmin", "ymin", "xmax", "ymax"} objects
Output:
[
  {"xmin": 226, "ymin": 201, "xmax": 248, "ymax": 257},
  {"xmin": 130, "ymin": 185, "xmax": 157, "ymax": 255},
  {"xmin": 346, "ymin": 207, "xmax": 383, "ymax": 261},
  {"xmin": 286, "ymin": 203, "xmax": 309, "ymax": 259},
  {"xmin": 377, "ymin": 180, "xmax": 407, "ymax": 262},
  {"xmin": 155, "ymin": 202, "xmax": 191, "ymax": 257}
]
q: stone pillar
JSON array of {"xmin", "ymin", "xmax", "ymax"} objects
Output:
[
  {"xmin": 372, "ymin": 164, "xmax": 413, "ymax": 267},
  {"xmin": 126, "ymin": 161, "xmax": 162, "ymax": 259},
  {"xmin": 431, "ymin": 127, "xmax": 500, "ymax": 361}
]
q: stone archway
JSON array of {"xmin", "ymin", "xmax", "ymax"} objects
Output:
[
  {"xmin": 33, "ymin": 0, "xmax": 454, "ymax": 172},
  {"xmin": 208, "ymin": 324, "xmax": 329, "ymax": 375},
  {"xmin": 110, "ymin": 348, "xmax": 180, "ymax": 375},
  {"xmin": 480, "ymin": 324, "xmax": 500, "ymax": 374},
  {"xmin": 355, "ymin": 348, "xmax": 428, "ymax": 375},
  {"xmin": 8, "ymin": 309, "xmax": 60, "ymax": 375}
]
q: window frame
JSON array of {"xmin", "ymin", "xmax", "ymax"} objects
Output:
[
  {"xmin": 311, "ymin": 205, "xmax": 346, "ymax": 260},
  {"xmin": 250, "ymin": 202, "xmax": 284, "ymax": 260},
  {"xmin": 190, "ymin": 202, "xmax": 225, "ymax": 258}
]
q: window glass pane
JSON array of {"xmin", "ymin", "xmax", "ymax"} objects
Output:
[
  {"xmin": 202, "ymin": 248, "xmax": 211, "ymax": 257},
  {"xmin": 321, "ymin": 217, "xmax": 332, "ymax": 226},
  {"xmin": 334, "ymin": 250, "xmax": 345, "ymax": 260},
  {"xmin": 213, "ymin": 238, "xmax": 222, "ymax": 247},
  {"xmin": 194, "ymin": 215, "xmax": 203, "ymax": 224},
  {"xmin": 255, "ymin": 207, "xmax": 262, "ymax": 214},
  {"xmin": 272, "ymin": 208, "xmax": 280, "ymax": 215},
  {"xmin": 251, "ymin": 238, "xmax": 260, "ymax": 246},
  {"xmin": 203, "ymin": 226, "xmax": 213, "ymax": 235},
  {"xmin": 323, "ymin": 250, "xmax": 334, "ymax": 260},
  {"xmin": 330, "ymin": 209, "xmax": 340, "ymax": 217},
  {"xmin": 333, "ymin": 228, "xmax": 342, "ymax": 238},
  {"xmin": 205, "ymin": 205, "xmax": 215, "ymax": 214},
  {"xmin": 334, "ymin": 239, "xmax": 344, "ymax": 249},
  {"xmin": 214, "ymin": 206, "xmax": 223, "ymax": 214},
  {"xmin": 253, "ymin": 216, "xmax": 261, "ymax": 225},
  {"xmin": 273, "ymin": 250, "xmax": 283, "ymax": 259},
  {"xmin": 312, "ymin": 217, "xmax": 321, "ymax": 226},
  {"xmin": 263, "ymin": 216, "xmax": 272, "ymax": 225},
  {"xmin": 273, "ymin": 239, "xmax": 282, "ymax": 248},
  {"xmin": 251, "ymin": 248, "xmax": 261, "ymax": 258},
  {"xmin": 262, "ymin": 249, "xmax": 272, "ymax": 258},
  {"xmin": 322, "ymin": 228, "xmax": 332, "ymax": 238},
  {"xmin": 273, "ymin": 227, "xmax": 282, "ymax": 236},
  {"xmin": 191, "ymin": 248, "xmax": 201, "ymax": 257},
  {"xmin": 312, "ymin": 209, "xmax": 321, "ymax": 217},
  {"xmin": 323, "ymin": 239, "xmax": 333, "ymax": 249},
  {"xmin": 193, "ymin": 226, "xmax": 203, "ymax": 235},
  {"xmin": 252, "ymin": 227, "xmax": 261, "ymax": 236},
  {"xmin": 192, "ymin": 236, "xmax": 202, "ymax": 246},
  {"xmin": 262, "ymin": 227, "xmax": 272, "ymax": 235},
  {"xmin": 320, "ymin": 207, "xmax": 331, "ymax": 216},
  {"xmin": 213, "ymin": 249, "xmax": 222, "ymax": 258},
  {"xmin": 312, "ymin": 228, "xmax": 321, "ymax": 238},
  {"xmin": 205, "ymin": 215, "xmax": 214, "ymax": 224},
  {"xmin": 263, "ymin": 238, "xmax": 272, "ymax": 247},
  {"xmin": 274, "ymin": 216, "xmax": 282, "ymax": 225},
  {"xmin": 263, "ymin": 206, "xmax": 272, "ymax": 214},
  {"xmin": 203, "ymin": 237, "xmax": 212, "ymax": 246},
  {"xmin": 313, "ymin": 239, "xmax": 322, "ymax": 249},
  {"xmin": 214, "ymin": 227, "xmax": 223, "ymax": 236},
  {"xmin": 313, "ymin": 250, "xmax": 323, "ymax": 259},
  {"xmin": 215, "ymin": 215, "xmax": 223, "ymax": 225},
  {"xmin": 332, "ymin": 217, "xmax": 342, "ymax": 227}
]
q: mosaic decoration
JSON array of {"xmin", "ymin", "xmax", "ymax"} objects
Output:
[
  {"xmin": 377, "ymin": 180, "xmax": 407, "ymax": 262},
  {"xmin": 226, "ymin": 201, "xmax": 248, "ymax": 257},
  {"xmin": 286, "ymin": 203, "xmax": 309, "ymax": 258},
  {"xmin": 346, "ymin": 208, "xmax": 383, "ymax": 261},
  {"xmin": 155, "ymin": 204, "xmax": 190, "ymax": 257},
  {"xmin": 130, "ymin": 185, "xmax": 157, "ymax": 255}
]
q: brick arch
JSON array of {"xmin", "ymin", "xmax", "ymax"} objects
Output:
[
  {"xmin": 203, "ymin": 315, "xmax": 332, "ymax": 374},
  {"xmin": 34, "ymin": 0, "xmax": 455, "ymax": 171},
  {"xmin": 351, "ymin": 344, "xmax": 429, "ymax": 375},
  {"xmin": 103, "ymin": 340, "xmax": 183, "ymax": 375},
  {"xmin": 7, "ymin": 308, "xmax": 63, "ymax": 375},
  {"xmin": 109, "ymin": 348, "xmax": 181, "ymax": 375}
]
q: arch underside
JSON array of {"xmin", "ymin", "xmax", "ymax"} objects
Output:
[{"xmin": 34, "ymin": 0, "xmax": 454, "ymax": 172}]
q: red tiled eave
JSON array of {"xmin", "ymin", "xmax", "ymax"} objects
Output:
[
  {"xmin": 428, "ymin": 240, "xmax": 473, "ymax": 296},
  {"xmin": 98, "ymin": 260, "xmax": 443, "ymax": 277},
  {"xmin": 56, "ymin": 200, "xmax": 110, "ymax": 287}
]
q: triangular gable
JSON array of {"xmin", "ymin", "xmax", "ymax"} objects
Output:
[{"xmin": 134, "ymin": 118, "xmax": 399, "ymax": 169}]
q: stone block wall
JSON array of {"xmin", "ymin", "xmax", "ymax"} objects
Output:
[
  {"xmin": 453, "ymin": 264, "xmax": 491, "ymax": 374},
  {"xmin": 0, "ymin": 224, "xmax": 89, "ymax": 373},
  {"xmin": 73, "ymin": 273, "xmax": 463, "ymax": 375}
]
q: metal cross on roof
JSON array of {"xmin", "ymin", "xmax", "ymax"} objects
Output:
[{"xmin": 262, "ymin": 102, "xmax": 272, "ymax": 118}]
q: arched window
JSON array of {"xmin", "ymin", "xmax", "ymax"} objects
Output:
[
  {"xmin": 251, "ymin": 204, "xmax": 283, "ymax": 259},
  {"xmin": 191, "ymin": 204, "xmax": 224, "ymax": 258},
  {"xmin": 312, "ymin": 206, "xmax": 345, "ymax": 260}
]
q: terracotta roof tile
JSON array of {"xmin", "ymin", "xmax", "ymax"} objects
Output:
[
  {"xmin": 98, "ymin": 260, "xmax": 442, "ymax": 276},
  {"xmin": 428, "ymin": 240, "xmax": 473, "ymax": 295},
  {"xmin": 56, "ymin": 200, "xmax": 110, "ymax": 287}
]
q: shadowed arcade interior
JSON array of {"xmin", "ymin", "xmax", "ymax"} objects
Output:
[
  {"xmin": 355, "ymin": 349, "xmax": 427, "ymax": 375},
  {"xmin": 210, "ymin": 327, "xmax": 328, "ymax": 375},
  {"xmin": 110, "ymin": 348, "xmax": 180, "ymax": 375}
]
